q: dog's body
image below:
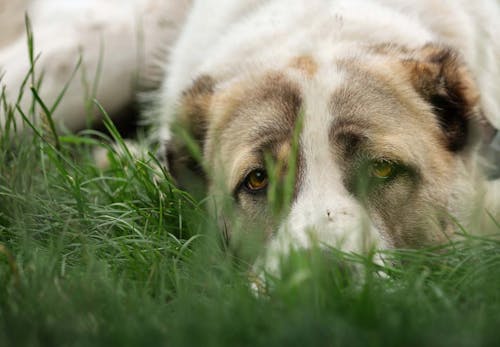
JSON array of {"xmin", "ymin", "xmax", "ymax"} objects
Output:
[
  {"xmin": 0, "ymin": 0, "xmax": 192, "ymax": 130},
  {"xmin": 1, "ymin": 0, "xmax": 499, "ymax": 270}
]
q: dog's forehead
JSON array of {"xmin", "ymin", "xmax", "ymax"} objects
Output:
[
  {"xmin": 205, "ymin": 55, "xmax": 453, "ymax": 187},
  {"xmin": 212, "ymin": 63, "xmax": 432, "ymax": 148},
  {"xmin": 210, "ymin": 72, "xmax": 302, "ymax": 157}
]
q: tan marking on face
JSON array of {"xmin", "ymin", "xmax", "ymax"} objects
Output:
[
  {"xmin": 177, "ymin": 75, "xmax": 216, "ymax": 141},
  {"xmin": 329, "ymin": 61, "xmax": 459, "ymax": 247},
  {"xmin": 206, "ymin": 72, "xmax": 302, "ymax": 180},
  {"xmin": 210, "ymin": 72, "xmax": 301, "ymax": 138},
  {"xmin": 288, "ymin": 55, "xmax": 318, "ymax": 77},
  {"xmin": 165, "ymin": 75, "xmax": 217, "ymax": 191},
  {"xmin": 368, "ymin": 43, "xmax": 411, "ymax": 55},
  {"xmin": 327, "ymin": 46, "xmax": 486, "ymax": 248},
  {"xmin": 271, "ymin": 141, "xmax": 293, "ymax": 182},
  {"xmin": 276, "ymin": 142, "xmax": 291, "ymax": 164},
  {"xmin": 200, "ymin": 72, "xmax": 303, "ymax": 238}
]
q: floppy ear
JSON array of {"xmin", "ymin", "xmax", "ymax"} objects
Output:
[
  {"xmin": 405, "ymin": 45, "xmax": 495, "ymax": 152},
  {"xmin": 165, "ymin": 75, "xmax": 215, "ymax": 196}
]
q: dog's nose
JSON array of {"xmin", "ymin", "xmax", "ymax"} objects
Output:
[
  {"xmin": 325, "ymin": 208, "xmax": 350, "ymax": 222},
  {"xmin": 326, "ymin": 209, "xmax": 333, "ymax": 221}
]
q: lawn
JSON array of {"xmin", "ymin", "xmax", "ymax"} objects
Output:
[{"xmin": 1, "ymin": 32, "xmax": 500, "ymax": 347}]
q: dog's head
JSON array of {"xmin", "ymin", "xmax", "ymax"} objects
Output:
[{"xmin": 166, "ymin": 44, "xmax": 493, "ymax": 253}]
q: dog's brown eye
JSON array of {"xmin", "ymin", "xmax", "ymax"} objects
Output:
[
  {"xmin": 371, "ymin": 161, "xmax": 395, "ymax": 179},
  {"xmin": 244, "ymin": 169, "xmax": 268, "ymax": 192}
]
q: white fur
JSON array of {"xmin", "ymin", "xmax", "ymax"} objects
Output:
[
  {"xmin": 261, "ymin": 70, "xmax": 386, "ymax": 274},
  {"xmin": 0, "ymin": 0, "xmax": 191, "ymax": 130}
]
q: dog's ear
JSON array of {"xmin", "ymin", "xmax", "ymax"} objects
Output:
[
  {"xmin": 405, "ymin": 45, "xmax": 495, "ymax": 152},
  {"xmin": 165, "ymin": 75, "xmax": 215, "ymax": 196}
]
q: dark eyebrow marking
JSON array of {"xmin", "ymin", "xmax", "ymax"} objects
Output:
[
  {"xmin": 332, "ymin": 131, "xmax": 365, "ymax": 159},
  {"xmin": 253, "ymin": 123, "xmax": 295, "ymax": 144},
  {"xmin": 223, "ymin": 72, "xmax": 303, "ymax": 129},
  {"xmin": 330, "ymin": 119, "xmax": 369, "ymax": 159}
]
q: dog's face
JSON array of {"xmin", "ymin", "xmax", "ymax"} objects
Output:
[{"xmin": 167, "ymin": 44, "xmax": 490, "ymax": 254}]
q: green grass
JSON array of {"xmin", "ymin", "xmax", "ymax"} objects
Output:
[{"xmin": 1, "ymin": 26, "xmax": 500, "ymax": 347}]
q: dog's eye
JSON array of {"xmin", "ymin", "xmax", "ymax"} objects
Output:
[
  {"xmin": 244, "ymin": 169, "xmax": 268, "ymax": 192},
  {"xmin": 350, "ymin": 159, "xmax": 412, "ymax": 197},
  {"xmin": 370, "ymin": 161, "xmax": 395, "ymax": 179}
]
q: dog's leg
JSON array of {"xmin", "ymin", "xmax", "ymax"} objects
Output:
[
  {"xmin": 0, "ymin": 0, "xmax": 192, "ymax": 132},
  {"xmin": 0, "ymin": 0, "xmax": 30, "ymax": 48}
]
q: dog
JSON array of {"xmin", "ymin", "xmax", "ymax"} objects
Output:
[{"xmin": 1, "ymin": 0, "xmax": 499, "ymax": 273}]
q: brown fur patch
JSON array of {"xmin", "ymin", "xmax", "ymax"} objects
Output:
[
  {"xmin": 329, "ymin": 65, "xmax": 457, "ymax": 247},
  {"xmin": 276, "ymin": 141, "xmax": 291, "ymax": 164},
  {"xmin": 272, "ymin": 141, "xmax": 305, "ymax": 201},
  {"xmin": 210, "ymin": 72, "xmax": 302, "ymax": 151},
  {"xmin": 289, "ymin": 55, "xmax": 318, "ymax": 77},
  {"xmin": 342, "ymin": 44, "xmax": 486, "ymax": 153},
  {"xmin": 369, "ymin": 43, "xmax": 411, "ymax": 56},
  {"xmin": 166, "ymin": 75, "xmax": 216, "ymax": 191},
  {"xmin": 403, "ymin": 45, "xmax": 481, "ymax": 152},
  {"xmin": 203, "ymin": 72, "xmax": 303, "ymax": 220},
  {"xmin": 178, "ymin": 75, "xmax": 216, "ymax": 142}
]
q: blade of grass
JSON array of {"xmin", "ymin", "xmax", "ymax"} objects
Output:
[
  {"xmin": 30, "ymin": 86, "xmax": 61, "ymax": 151},
  {"xmin": 49, "ymin": 55, "xmax": 83, "ymax": 115},
  {"xmin": 94, "ymin": 99, "xmax": 133, "ymax": 160}
]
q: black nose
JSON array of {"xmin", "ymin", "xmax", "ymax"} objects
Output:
[{"xmin": 326, "ymin": 209, "xmax": 333, "ymax": 221}]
